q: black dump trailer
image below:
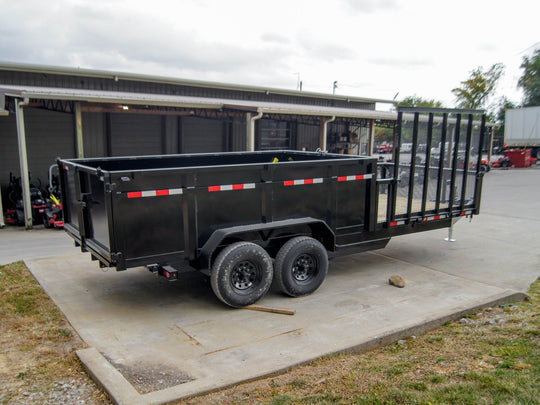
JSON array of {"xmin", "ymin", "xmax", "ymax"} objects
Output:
[{"xmin": 58, "ymin": 108, "xmax": 488, "ymax": 307}]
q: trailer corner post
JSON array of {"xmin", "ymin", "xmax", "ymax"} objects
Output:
[
  {"xmin": 15, "ymin": 97, "xmax": 33, "ymax": 229},
  {"xmin": 247, "ymin": 111, "xmax": 263, "ymax": 152}
]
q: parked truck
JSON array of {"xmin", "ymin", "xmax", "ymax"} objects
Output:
[
  {"xmin": 504, "ymin": 106, "xmax": 540, "ymax": 159},
  {"xmin": 59, "ymin": 108, "xmax": 487, "ymax": 308}
]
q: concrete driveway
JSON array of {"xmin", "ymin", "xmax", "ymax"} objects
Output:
[{"xmin": 6, "ymin": 168, "xmax": 540, "ymax": 404}]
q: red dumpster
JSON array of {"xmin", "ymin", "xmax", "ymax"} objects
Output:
[{"xmin": 503, "ymin": 149, "xmax": 532, "ymax": 168}]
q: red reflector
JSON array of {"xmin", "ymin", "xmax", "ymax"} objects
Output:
[
  {"xmin": 156, "ymin": 189, "xmax": 169, "ymax": 196},
  {"xmin": 163, "ymin": 270, "xmax": 170, "ymax": 278},
  {"xmin": 284, "ymin": 180, "xmax": 295, "ymax": 186},
  {"xmin": 232, "ymin": 184, "xmax": 244, "ymax": 190},
  {"xmin": 434, "ymin": 215, "xmax": 441, "ymax": 220},
  {"xmin": 337, "ymin": 176, "xmax": 347, "ymax": 182},
  {"xmin": 461, "ymin": 211, "xmax": 466, "ymax": 216},
  {"xmin": 304, "ymin": 178, "xmax": 314, "ymax": 184},
  {"xmin": 390, "ymin": 221, "xmax": 398, "ymax": 227},
  {"xmin": 208, "ymin": 186, "xmax": 220, "ymax": 192},
  {"xmin": 128, "ymin": 191, "xmax": 142, "ymax": 198},
  {"xmin": 355, "ymin": 175, "xmax": 364, "ymax": 180}
]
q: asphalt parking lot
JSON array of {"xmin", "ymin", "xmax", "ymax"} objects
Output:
[{"xmin": 3, "ymin": 167, "xmax": 539, "ymax": 405}]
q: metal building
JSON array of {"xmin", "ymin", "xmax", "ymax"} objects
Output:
[{"xmin": 0, "ymin": 62, "xmax": 396, "ymax": 228}]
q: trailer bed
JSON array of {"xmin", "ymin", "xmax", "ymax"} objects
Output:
[{"xmin": 59, "ymin": 107, "xmax": 487, "ymax": 307}]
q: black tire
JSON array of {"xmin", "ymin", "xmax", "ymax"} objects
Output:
[
  {"xmin": 210, "ymin": 242, "xmax": 273, "ymax": 308},
  {"xmin": 274, "ymin": 236, "xmax": 328, "ymax": 297}
]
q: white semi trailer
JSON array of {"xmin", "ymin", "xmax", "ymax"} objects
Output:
[{"xmin": 505, "ymin": 106, "xmax": 540, "ymax": 158}]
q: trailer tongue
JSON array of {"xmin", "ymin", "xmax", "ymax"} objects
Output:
[{"xmin": 58, "ymin": 108, "xmax": 487, "ymax": 308}]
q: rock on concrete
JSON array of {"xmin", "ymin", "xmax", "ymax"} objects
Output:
[{"xmin": 389, "ymin": 274, "xmax": 406, "ymax": 288}]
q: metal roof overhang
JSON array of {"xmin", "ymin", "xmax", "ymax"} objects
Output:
[
  {"xmin": 0, "ymin": 85, "xmax": 496, "ymax": 127},
  {"xmin": 0, "ymin": 61, "xmax": 395, "ymax": 106},
  {"xmin": 0, "ymin": 84, "xmax": 397, "ymax": 121}
]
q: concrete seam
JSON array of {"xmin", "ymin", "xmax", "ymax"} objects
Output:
[{"xmin": 130, "ymin": 290, "xmax": 528, "ymax": 404}]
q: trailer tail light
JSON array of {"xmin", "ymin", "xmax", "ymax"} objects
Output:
[{"xmin": 152, "ymin": 265, "xmax": 179, "ymax": 281}]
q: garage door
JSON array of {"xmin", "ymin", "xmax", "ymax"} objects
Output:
[
  {"xmin": 111, "ymin": 113, "xmax": 162, "ymax": 156},
  {"xmin": 182, "ymin": 117, "xmax": 224, "ymax": 153}
]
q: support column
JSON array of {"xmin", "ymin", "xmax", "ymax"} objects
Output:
[
  {"xmin": 15, "ymin": 98, "xmax": 32, "ymax": 229},
  {"xmin": 246, "ymin": 111, "xmax": 263, "ymax": 152},
  {"xmin": 319, "ymin": 116, "xmax": 336, "ymax": 151},
  {"xmin": 74, "ymin": 102, "xmax": 84, "ymax": 158},
  {"xmin": 369, "ymin": 119, "xmax": 376, "ymax": 156},
  {"xmin": 0, "ymin": 185, "xmax": 5, "ymax": 228}
]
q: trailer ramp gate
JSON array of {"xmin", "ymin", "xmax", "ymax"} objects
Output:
[{"xmin": 376, "ymin": 108, "xmax": 486, "ymax": 234}]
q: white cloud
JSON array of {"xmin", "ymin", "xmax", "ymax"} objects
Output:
[{"xmin": 0, "ymin": 0, "xmax": 538, "ymax": 106}]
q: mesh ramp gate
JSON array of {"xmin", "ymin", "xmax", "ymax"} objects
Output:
[{"xmin": 377, "ymin": 107, "xmax": 487, "ymax": 227}]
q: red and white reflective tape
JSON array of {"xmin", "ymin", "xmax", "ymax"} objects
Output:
[
  {"xmin": 422, "ymin": 215, "xmax": 442, "ymax": 222},
  {"xmin": 127, "ymin": 188, "xmax": 183, "ymax": 199},
  {"xmin": 390, "ymin": 219, "xmax": 407, "ymax": 227},
  {"xmin": 283, "ymin": 178, "xmax": 323, "ymax": 186},
  {"xmin": 337, "ymin": 174, "xmax": 373, "ymax": 182},
  {"xmin": 208, "ymin": 183, "xmax": 256, "ymax": 192}
]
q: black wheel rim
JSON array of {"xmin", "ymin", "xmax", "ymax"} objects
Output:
[
  {"xmin": 292, "ymin": 254, "xmax": 318, "ymax": 284},
  {"xmin": 231, "ymin": 260, "xmax": 261, "ymax": 292}
]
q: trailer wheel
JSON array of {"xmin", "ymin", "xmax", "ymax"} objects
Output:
[
  {"xmin": 210, "ymin": 242, "xmax": 273, "ymax": 308},
  {"xmin": 275, "ymin": 236, "xmax": 328, "ymax": 297}
]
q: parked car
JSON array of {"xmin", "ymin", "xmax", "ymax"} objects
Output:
[{"xmin": 376, "ymin": 144, "xmax": 393, "ymax": 153}]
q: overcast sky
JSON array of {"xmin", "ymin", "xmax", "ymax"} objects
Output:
[{"xmin": 1, "ymin": 0, "xmax": 538, "ymax": 109}]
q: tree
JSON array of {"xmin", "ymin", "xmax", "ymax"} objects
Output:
[
  {"xmin": 398, "ymin": 95, "xmax": 444, "ymax": 108},
  {"xmin": 518, "ymin": 49, "xmax": 540, "ymax": 106},
  {"xmin": 491, "ymin": 96, "xmax": 518, "ymax": 149},
  {"xmin": 494, "ymin": 96, "xmax": 517, "ymax": 124},
  {"xmin": 452, "ymin": 63, "xmax": 504, "ymax": 109}
]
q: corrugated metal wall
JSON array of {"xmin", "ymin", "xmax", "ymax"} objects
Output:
[
  {"xmin": 163, "ymin": 116, "xmax": 179, "ymax": 153},
  {"xmin": 82, "ymin": 112, "xmax": 105, "ymax": 157},
  {"xmin": 0, "ymin": 108, "xmax": 75, "ymax": 188},
  {"xmin": 0, "ymin": 114, "xmax": 19, "ymax": 191},
  {"xmin": 181, "ymin": 117, "xmax": 224, "ymax": 153},
  {"xmin": 231, "ymin": 119, "xmax": 246, "ymax": 151},
  {"xmin": 110, "ymin": 113, "xmax": 163, "ymax": 156},
  {"xmin": 297, "ymin": 123, "xmax": 320, "ymax": 151},
  {"xmin": 0, "ymin": 70, "xmax": 377, "ymax": 110}
]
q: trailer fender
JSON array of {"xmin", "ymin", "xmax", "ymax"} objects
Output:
[{"xmin": 198, "ymin": 217, "xmax": 335, "ymax": 272}]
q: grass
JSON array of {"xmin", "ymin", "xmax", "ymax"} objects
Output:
[
  {"xmin": 0, "ymin": 261, "xmax": 110, "ymax": 404},
  {"xmin": 181, "ymin": 278, "xmax": 540, "ymax": 404},
  {"xmin": 1, "ymin": 260, "xmax": 538, "ymax": 404}
]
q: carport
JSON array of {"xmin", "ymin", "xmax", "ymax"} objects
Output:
[{"xmin": 0, "ymin": 84, "xmax": 397, "ymax": 229}]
